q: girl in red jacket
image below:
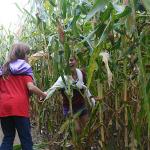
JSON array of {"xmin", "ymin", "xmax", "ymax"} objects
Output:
[{"xmin": 0, "ymin": 43, "xmax": 46, "ymax": 150}]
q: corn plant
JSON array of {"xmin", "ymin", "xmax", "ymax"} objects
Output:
[{"xmin": 0, "ymin": 0, "xmax": 150, "ymax": 149}]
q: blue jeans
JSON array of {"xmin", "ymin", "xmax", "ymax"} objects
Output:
[{"xmin": 0, "ymin": 116, "xmax": 33, "ymax": 150}]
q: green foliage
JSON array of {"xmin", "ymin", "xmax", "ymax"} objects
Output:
[
  {"xmin": 142, "ymin": 0, "xmax": 150, "ymax": 12},
  {"xmin": 13, "ymin": 145, "xmax": 21, "ymax": 150},
  {"xmin": 1, "ymin": 0, "xmax": 150, "ymax": 149}
]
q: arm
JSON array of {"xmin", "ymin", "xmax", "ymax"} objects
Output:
[
  {"xmin": 45, "ymin": 76, "xmax": 64, "ymax": 100},
  {"xmin": 80, "ymin": 70, "xmax": 96, "ymax": 106},
  {"xmin": 27, "ymin": 82, "xmax": 47, "ymax": 99},
  {"xmin": 75, "ymin": 79, "xmax": 96, "ymax": 106},
  {"xmin": 85, "ymin": 89, "xmax": 96, "ymax": 107}
]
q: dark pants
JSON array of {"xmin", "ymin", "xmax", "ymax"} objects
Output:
[
  {"xmin": 63, "ymin": 106, "xmax": 88, "ymax": 117},
  {"xmin": 0, "ymin": 116, "xmax": 33, "ymax": 150}
]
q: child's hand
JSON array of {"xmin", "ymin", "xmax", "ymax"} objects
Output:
[{"xmin": 38, "ymin": 92, "xmax": 47, "ymax": 103}]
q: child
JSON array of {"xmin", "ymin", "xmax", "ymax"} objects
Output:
[
  {"xmin": 46, "ymin": 56, "xmax": 95, "ymax": 133},
  {"xmin": 0, "ymin": 43, "xmax": 47, "ymax": 150}
]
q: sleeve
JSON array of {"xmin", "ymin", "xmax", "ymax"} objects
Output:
[
  {"xmin": 85, "ymin": 89, "xmax": 96, "ymax": 107},
  {"xmin": 81, "ymin": 70, "xmax": 87, "ymax": 84},
  {"xmin": 46, "ymin": 76, "xmax": 64, "ymax": 99},
  {"xmin": 80, "ymin": 69, "xmax": 96, "ymax": 106},
  {"xmin": 24, "ymin": 75, "xmax": 33, "ymax": 84}
]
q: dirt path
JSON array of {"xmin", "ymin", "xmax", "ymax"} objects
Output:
[{"xmin": 0, "ymin": 124, "xmax": 20, "ymax": 145}]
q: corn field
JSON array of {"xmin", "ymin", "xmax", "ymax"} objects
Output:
[{"xmin": 0, "ymin": 0, "xmax": 150, "ymax": 149}]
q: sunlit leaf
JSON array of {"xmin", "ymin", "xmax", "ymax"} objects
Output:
[
  {"xmin": 60, "ymin": 0, "xmax": 67, "ymax": 19},
  {"xmin": 113, "ymin": 5, "xmax": 132, "ymax": 20},
  {"xmin": 49, "ymin": 0, "xmax": 56, "ymax": 7},
  {"xmin": 85, "ymin": 0, "xmax": 109, "ymax": 21},
  {"xmin": 99, "ymin": 2, "xmax": 113, "ymax": 22},
  {"xmin": 142, "ymin": 0, "xmax": 150, "ymax": 12}
]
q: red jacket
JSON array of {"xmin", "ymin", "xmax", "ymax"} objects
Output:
[{"xmin": 0, "ymin": 75, "xmax": 33, "ymax": 117}]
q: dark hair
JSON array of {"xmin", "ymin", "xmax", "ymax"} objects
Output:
[
  {"xmin": 69, "ymin": 54, "xmax": 77, "ymax": 61},
  {"xmin": 2, "ymin": 43, "xmax": 30, "ymax": 76}
]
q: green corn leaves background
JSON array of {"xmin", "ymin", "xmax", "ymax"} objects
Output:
[{"xmin": 0, "ymin": 0, "xmax": 150, "ymax": 149}]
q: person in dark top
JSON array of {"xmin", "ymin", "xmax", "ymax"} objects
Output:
[{"xmin": 46, "ymin": 56, "xmax": 95, "ymax": 133}]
